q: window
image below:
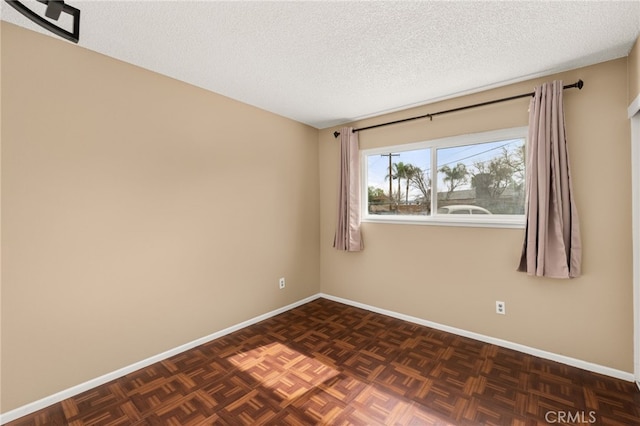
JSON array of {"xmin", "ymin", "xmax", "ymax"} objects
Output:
[{"xmin": 362, "ymin": 127, "xmax": 527, "ymax": 227}]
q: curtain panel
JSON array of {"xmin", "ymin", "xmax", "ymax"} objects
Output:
[
  {"xmin": 333, "ymin": 127, "xmax": 364, "ymax": 251},
  {"xmin": 518, "ymin": 80, "xmax": 582, "ymax": 278}
]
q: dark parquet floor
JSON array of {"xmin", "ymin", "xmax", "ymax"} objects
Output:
[{"xmin": 6, "ymin": 298, "xmax": 640, "ymax": 425}]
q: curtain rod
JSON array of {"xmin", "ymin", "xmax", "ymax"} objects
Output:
[{"xmin": 333, "ymin": 80, "xmax": 584, "ymax": 138}]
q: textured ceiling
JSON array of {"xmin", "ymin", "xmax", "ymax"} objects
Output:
[{"xmin": 2, "ymin": 1, "xmax": 640, "ymax": 129}]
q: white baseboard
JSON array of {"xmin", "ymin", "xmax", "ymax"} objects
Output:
[
  {"xmin": 2, "ymin": 291, "xmax": 633, "ymax": 424},
  {"xmin": 0, "ymin": 294, "xmax": 321, "ymax": 425},
  {"xmin": 319, "ymin": 293, "xmax": 635, "ymax": 383}
]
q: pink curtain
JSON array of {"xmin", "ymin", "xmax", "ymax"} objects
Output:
[
  {"xmin": 333, "ymin": 127, "xmax": 363, "ymax": 251},
  {"xmin": 518, "ymin": 80, "xmax": 582, "ymax": 278}
]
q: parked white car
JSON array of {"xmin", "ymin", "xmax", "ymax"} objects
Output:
[{"xmin": 437, "ymin": 205, "xmax": 492, "ymax": 215}]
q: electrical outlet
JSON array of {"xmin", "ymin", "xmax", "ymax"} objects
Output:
[
  {"xmin": 496, "ymin": 301, "xmax": 506, "ymax": 315},
  {"xmin": 279, "ymin": 277, "xmax": 285, "ymax": 289}
]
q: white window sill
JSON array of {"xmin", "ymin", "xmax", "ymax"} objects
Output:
[{"xmin": 362, "ymin": 215, "xmax": 526, "ymax": 229}]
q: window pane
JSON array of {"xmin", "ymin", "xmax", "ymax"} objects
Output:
[
  {"xmin": 436, "ymin": 139, "xmax": 525, "ymax": 215},
  {"xmin": 367, "ymin": 148, "xmax": 431, "ymax": 215}
]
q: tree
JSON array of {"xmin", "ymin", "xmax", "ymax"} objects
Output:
[
  {"xmin": 368, "ymin": 186, "xmax": 389, "ymax": 213},
  {"xmin": 368, "ymin": 186, "xmax": 386, "ymax": 202},
  {"xmin": 403, "ymin": 164, "xmax": 420, "ymax": 204},
  {"xmin": 384, "ymin": 165, "xmax": 397, "ymax": 202},
  {"xmin": 472, "ymin": 145, "xmax": 525, "ymax": 199},
  {"xmin": 393, "ymin": 162, "xmax": 411, "ymax": 204},
  {"xmin": 512, "ymin": 143, "xmax": 525, "ymax": 190},
  {"xmin": 407, "ymin": 166, "xmax": 431, "ymax": 209},
  {"xmin": 439, "ymin": 163, "xmax": 468, "ymax": 199}
]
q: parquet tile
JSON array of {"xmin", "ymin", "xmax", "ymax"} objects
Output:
[{"xmin": 5, "ymin": 298, "xmax": 640, "ymax": 425}]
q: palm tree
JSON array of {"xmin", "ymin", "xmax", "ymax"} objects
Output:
[
  {"xmin": 403, "ymin": 164, "xmax": 420, "ymax": 204},
  {"xmin": 393, "ymin": 162, "xmax": 410, "ymax": 204}
]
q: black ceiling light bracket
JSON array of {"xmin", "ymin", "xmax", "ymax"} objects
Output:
[{"xmin": 4, "ymin": 0, "xmax": 80, "ymax": 43}]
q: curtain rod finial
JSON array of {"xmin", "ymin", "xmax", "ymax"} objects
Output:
[
  {"xmin": 333, "ymin": 131, "xmax": 341, "ymax": 138},
  {"xmin": 577, "ymin": 80, "xmax": 584, "ymax": 90}
]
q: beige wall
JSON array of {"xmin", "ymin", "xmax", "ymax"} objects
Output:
[
  {"xmin": 629, "ymin": 37, "xmax": 639, "ymax": 104},
  {"xmin": 1, "ymin": 23, "xmax": 319, "ymax": 411},
  {"xmin": 320, "ymin": 58, "xmax": 633, "ymax": 373}
]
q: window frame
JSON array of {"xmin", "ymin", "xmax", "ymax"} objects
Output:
[{"xmin": 361, "ymin": 127, "xmax": 528, "ymax": 228}]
